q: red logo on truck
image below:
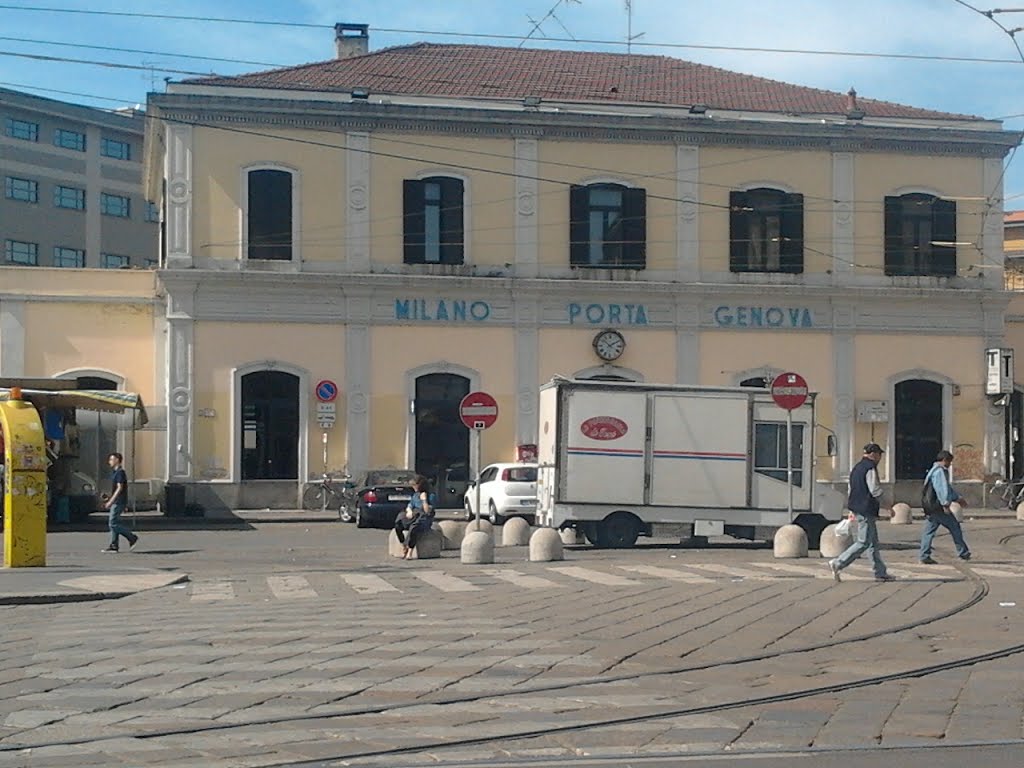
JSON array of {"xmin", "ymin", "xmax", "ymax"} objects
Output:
[{"xmin": 580, "ymin": 416, "xmax": 628, "ymax": 440}]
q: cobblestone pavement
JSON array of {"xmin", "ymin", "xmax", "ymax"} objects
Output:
[{"xmin": 1, "ymin": 521, "xmax": 1023, "ymax": 766}]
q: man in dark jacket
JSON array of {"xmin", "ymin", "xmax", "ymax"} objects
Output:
[{"xmin": 828, "ymin": 443, "xmax": 895, "ymax": 583}]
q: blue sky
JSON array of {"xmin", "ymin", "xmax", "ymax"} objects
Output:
[{"xmin": 2, "ymin": 0, "xmax": 1021, "ymax": 202}]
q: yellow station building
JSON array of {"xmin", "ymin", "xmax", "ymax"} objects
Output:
[{"xmin": 2, "ymin": 24, "xmax": 1021, "ymax": 509}]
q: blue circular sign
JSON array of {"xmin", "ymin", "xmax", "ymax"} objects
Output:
[{"xmin": 315, "ymin": 380, "xmax": 338, "ymax": 402}]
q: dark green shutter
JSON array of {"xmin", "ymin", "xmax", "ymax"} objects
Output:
[
  {"xmin": 621, "ymin": 187, "xmax": 647, "ymax": 269},
  {"xmin": 883, "ymin": 195, "xmax": 902, "ymax": 276},
  {"xmin": 729, "ymin": 190, "xmax": 748, "ymax": 272},
  {"xmin": 403, "ymin": 179, "xmax": 425, "ymax": 264},
  {"xmin": 780, "ymin": 192, "xmax": 804, "ymax": 273},
  {"xmin": 931, "ymin": 198, "xmax": 957, "ymax": 277},
  {"xmin": 439, "ymin": 177, "xmax": 464, "ymax": 265},
  {"xmin": 569, "ymin": 185, "xmax": 589, "ymax": 267}
]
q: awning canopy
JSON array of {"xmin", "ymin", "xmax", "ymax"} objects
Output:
[{"xmin": 0, "ymin": 388, "xmax": 148, "ymax": 426}]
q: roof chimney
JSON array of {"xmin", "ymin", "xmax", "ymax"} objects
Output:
[
  {"xmin": 335, "ymin": 23, "xmax": 369, "ymax": 59},
  {"xmin": 846, "ymin": 87, "xmax": 858, "ymax": 113}
]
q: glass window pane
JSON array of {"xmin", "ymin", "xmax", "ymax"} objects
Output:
[
  {"xmin": 5, "ymin": 239, "xmax": 39, "ymax": 265},
  {"xmin": 54, "ymin": 129, "xmax": 86, "ymax": 151},
  {"xmin": 101, "ymin": 138, "xmax": 131, "ymax": 160},
  {"xmin": 53, "ymin": 247, "xmax": 85, "ymax": 268}
]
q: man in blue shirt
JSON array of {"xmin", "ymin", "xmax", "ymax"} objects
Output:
[
  {"xmin": 101, "ymin": 452, "xmax": 139, "ymax": 553},
  {"xmin": 919, "ymin": 450, "xmax": 970, "ymax": 564}
]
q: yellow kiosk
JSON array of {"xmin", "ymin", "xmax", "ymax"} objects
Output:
[{"xmin": 1, "ymin": 386, "xmax": 147, "ymax": 568}]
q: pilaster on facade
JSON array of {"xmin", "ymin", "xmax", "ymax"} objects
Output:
[
  {"xmin": 675, "ymin": 144, "xmax": 700, "ymax": 284},
  {"xmin": 514, "ymin": 298, "xmax": 540, "ymax": 444},
  {"xmin": 831, "ymin": 152, "xmax": 855, "ymax": 286},
  {"xmin": 675, "ymin": 303, "xmax": 700, "ymax": 384},
  {"xmin": 514, "ymin": 138, "xmax": 539, "ymax": 278},
  {"xmin": 0, "ymin": 298, "xmax": 26, "ymax": 377},
  {"xmin": 166, "ymin": 314, "xmax": 195, "ymax": 481},
  {"xmin": 981, "ymin": 157, "xmax": 1005, "ymax": 292},
  {"xmin": 164, "ymin": 122, "xmax": 193, "ymax": 269},
  {"xmin": 344, "ymin": 132, "xmax": 371, "ymax": 272},
  {"xmin": 344, "ymin": 295, "xmax": 371, "ymax": 476},
  {"xmin": 831, "ymin": 323, "xmax": 855, "ymax": 478}
]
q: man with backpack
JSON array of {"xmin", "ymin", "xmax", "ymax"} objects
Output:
[{"xmin": 919, "ymin": 450, "xmax": 971, "ymax": 564}]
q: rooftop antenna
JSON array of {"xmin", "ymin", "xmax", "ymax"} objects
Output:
[
  {"xmin": 520, "ymin": 0, "xmax": 581, "ymax": 47},
  {"xmin": 625, "ymin": 0, "xmax": 645, "ymax": 53}
]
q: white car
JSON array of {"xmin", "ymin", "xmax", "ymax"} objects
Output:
[{"xmin": 464, "ymin": 463, "xmax": 538, "ymax": 525}]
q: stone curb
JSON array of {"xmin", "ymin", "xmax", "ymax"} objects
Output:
[{"xmin": 0, "ymin": 572, "xmax": 189, "ymax": 606}]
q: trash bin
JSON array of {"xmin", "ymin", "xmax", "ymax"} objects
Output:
[{"xmin": 164, "ymin": 483, "xmax": 186, "ymax": 517}]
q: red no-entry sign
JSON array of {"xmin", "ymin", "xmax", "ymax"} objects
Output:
[
  {"xmin": 771, "ymin": 372, "xmax": 808, "ymax": 411},
  {"xmin": 459, "ymin": 391, "xmax": 498, "ymax": 430}
]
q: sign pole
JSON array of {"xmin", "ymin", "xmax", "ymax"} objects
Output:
[
  {"xmin": 473, "ymin": 428, "xmax": 482, "ymax": 532},
  {"xmin": 322, "ymin": 431, "xmax": 328, "ymax": 475},
  {"xmin": 786, "ymin": 408, "xmax": 794, "ymax": 519}
]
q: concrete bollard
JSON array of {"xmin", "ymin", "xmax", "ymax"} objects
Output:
[
  {"xmin": 438, "ymin": 520, "xmax": 467, "ymax": 550},
  {"xmin": 388, "ymin": 528, "xmax": 442, "ymax": 559},
  {"xmin": 950, "ymin": 501, "xmax": 964, "ymax": 522},
  {"xmin": 460, "ymin": 530, "xmax": 494, "ymax": 564},
  {"xmin": 560, "ymin": 528, "xmax": 584, "ymax": 546},
  {"xmin": 464, "ymin": 518, "xmax": 494, "ymax": 537},
  {"xmin": 1017, "ymin": 501, "xmax": 1024, "ymax": 521},
  {"xmin": 890, "ymin": 503, "xmax": 912, "ymax": 525},
  {"xmin": 819, "ymin": 523, "xmax": 852, "ymax": 558},
  {"xmin": 501, "ymin": 517, "xmax": 532, "ymax": 546},
  {"xmin": 529, "ymin": 527, "xmax": 565, "ymax": 562},
  {"xmin": 773, "ymin": 524, "xmax": 808, "ymax": 559}
]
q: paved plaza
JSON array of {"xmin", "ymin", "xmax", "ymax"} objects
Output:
[{"xmin": 1, "ymin": 516, "xmax": 1023, "ymax": 766}]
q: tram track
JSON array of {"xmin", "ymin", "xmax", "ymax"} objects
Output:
[{"xmin": 0, "ymin": 559, "xmax": 996, "ymax": 757}]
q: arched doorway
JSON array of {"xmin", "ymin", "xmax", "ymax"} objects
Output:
[
  {"xmin": 240, "ymin": 370, "xmax": 299, "ymax": 480},
  {"xmin": 55, "ymin": 373, "xmax": 120, "ymax": 494},
  {"xmin": 894, "ymin": 379, "xmax": 943, "ymax": 480},
  {"xmin": 414, "ymin": 373, "xmax": 470, "ymax": 496}
]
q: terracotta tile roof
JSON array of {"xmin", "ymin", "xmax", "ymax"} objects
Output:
[
  {"xmin": 190, "ymin": 43, "xmax": 977, "ymax": 120},
  {"xmin": 1006, "ymin": 210, "xmax": 1024, "ymax": 224}
]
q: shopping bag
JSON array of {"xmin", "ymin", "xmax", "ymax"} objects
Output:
[{"xmin": 835, "ymin": 516, "xmax": 853, "ymax": 536}]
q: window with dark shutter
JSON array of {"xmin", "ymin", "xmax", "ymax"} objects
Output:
[
  {"xmin": 568, "ymin": 183, "xmax": 646, "ymax": 269},
  {"xmin": 729, "ymin": 187, "xmax": 803, "ymax": 274},
  {"xmin": 403, "ymin": 176, "xmax": 464, "ymax": 264},
  {"xmin": 248, "ymin": 169, "xmax": 293, "ymax": 261},
  {"xmin": 883, "ymin": 193, "xmax": 957, "ymax": 277}
]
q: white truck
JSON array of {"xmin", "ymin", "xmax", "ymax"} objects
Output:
[{"xmin": 535, "ymin": 377, "xmax": 843, "ymax": 548}]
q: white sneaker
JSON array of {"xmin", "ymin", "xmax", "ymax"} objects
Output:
[{"xmin": 828, "ymin": 559, "xmax": 842, "ymax": 583}]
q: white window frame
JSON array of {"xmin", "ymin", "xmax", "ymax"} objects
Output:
[{"xmin": 239, "ymin": 163, "xmax": 301, "ymax": 270}]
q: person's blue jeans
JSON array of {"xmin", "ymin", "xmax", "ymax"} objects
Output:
[
  {"xmin": 108, "ymin": 503, "xmax": 135, "ymax": 549},
  {"xmin": 919, "ymin": 510, "xmax": 970, "ymax": 560},
  {"xmin": 834, "ymin": 513, "xmax": 888, "ymax": 578}
]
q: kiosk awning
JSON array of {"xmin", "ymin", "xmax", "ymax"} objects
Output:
[{"xmin": 0, "ymin": 389, "xmax": 149, "ymax": 426}]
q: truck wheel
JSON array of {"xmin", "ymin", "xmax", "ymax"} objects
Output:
[
  {"xmin": 600, "ymin": 512, "xmax": 641, "ymax": 548},
  {"xmin": 581, "ymin": 522, "xmax": 602, "ymax": 546}
]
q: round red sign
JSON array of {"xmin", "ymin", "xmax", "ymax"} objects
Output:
[
  {"xmin": 459, "ymin": 391, "xmax": 499, "ymax": 430},
  {"xmin": 771, "ymin": 372, "xmax": 809, "ymax": 411}
]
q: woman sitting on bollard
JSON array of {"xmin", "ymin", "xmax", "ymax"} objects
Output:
[{"xmin": 395, "ymin": 475, "xmax": 436, "ymax": 560}]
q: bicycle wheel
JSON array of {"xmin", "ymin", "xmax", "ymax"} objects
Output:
[{"xmin": 302, "ymin": 485, "xmax": 328, "ymax": 510}]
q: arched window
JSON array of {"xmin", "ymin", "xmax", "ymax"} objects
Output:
[
  {"xmin": 894, "ymin": 379, "xmax": 943, "ymax": 479},
  {"xmin": 246, "ymin": 168, "xmax": 294, "ymax": 261},
  {"xmin": 403, "ymin": 176, "xmax": 464, "ymax": 264},
  {"xmin": 884, "ymin": 193, "xmax": 956, "ymax": 277},
  {"xmin": 240, "ymin": 370, "xmax": 299, "ymax": 480},
  {"xmin": 729, "ymin": 187, "xmax": 804, "ymax": 273},
  {"xmin": 569, "ymin": 183, "xmax": 646, "ymax": 269}
]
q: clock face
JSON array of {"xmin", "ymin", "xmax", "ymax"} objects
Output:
[{"xmin": 594, "ymin": 330, "xmax": 625, "ymax": 361}]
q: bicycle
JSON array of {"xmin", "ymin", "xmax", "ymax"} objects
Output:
[
  {"xmin": 302, "ymin": 472, "xmax": 356, "ymax": 521},
  {"xmin": 984, "ymin": 475, "xmax": 1024, "ymax": 510}
]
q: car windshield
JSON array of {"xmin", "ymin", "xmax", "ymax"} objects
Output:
[
  {"xmin": 506, "ymin": 467, "xmax": 537, "ymax": 482},
  {"xmin": 364, "ymin": 470, "xmax": 417, "ymax": 487}
]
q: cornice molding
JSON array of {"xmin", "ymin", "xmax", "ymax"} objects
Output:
[{"xmin": 150, "ymin": 95, "xmax": 1020, "ymax": 158}]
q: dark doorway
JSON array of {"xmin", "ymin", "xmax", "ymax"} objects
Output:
[
  {"xmin": 241, "ymin": 371, "xmax": 299, "ymax": 480},
  {"xmin": 414, "ymin": 373, "xmax": 470, "ymax": 497},
  {"xmin": 1009, "ymin": 390, "xmax": 1023, "ymax": 481},
  {"xmin": 894, "ymin": 379, "xmax": 943, "ymax": 480}
]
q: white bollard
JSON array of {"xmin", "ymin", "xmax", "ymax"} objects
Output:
[
  {"xmin": 465, "ymin": 518, "xmax": 494, "ymax": 537},
  {"xmin": 773, "ymin": 524, "xmax": 808, "ymax": 559},
  {"xmin": 890, "ymin": 503, "xmax": 912, "ymax": 525},
  {"xmin": 1017, "ymin": 501, "xmax": 1024, "ymax": 522},
  {"xmin": 460, "ymin": 530, "xmax": 495, "ymax": 564},
  {"xmin": 560, "ymin": 528, "xmax": 584, "ymax": 545},
  {"xmin": 501, "ymin": 517, "xmax": 531, "ymax": 546},
  {"xmin": 819, "ymin": 523, "xmax": 853, "ymax": 558},
  {"xmin": 438, "ymin": 520, "xmax": 466, "ymax": 550},
  {"xmin": 529, "ymin": 528, "xmax": 564, "ymax": 562}
]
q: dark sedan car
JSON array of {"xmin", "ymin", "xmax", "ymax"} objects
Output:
[{"xmin": 353, "ymin": 469, "xmax": 419, "ymax": 529}]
